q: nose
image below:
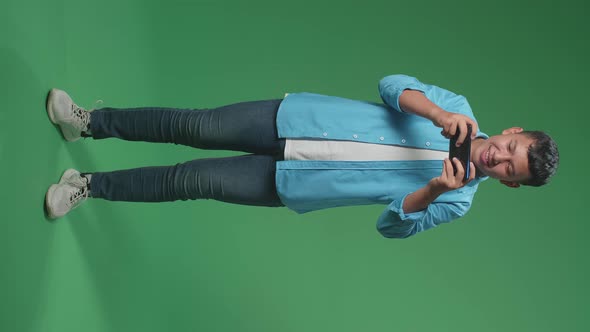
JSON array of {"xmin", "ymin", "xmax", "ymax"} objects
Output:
[{"xmin": 492, "ymin": 150, "xmax": 510, "ymax": 165}]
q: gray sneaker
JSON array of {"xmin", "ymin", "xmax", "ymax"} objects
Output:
[
  {"xmin": 46, "ymin": 89, "xmax": 93, "ymax": 142},
  {"xmin": 45, "ymin": 168, "xmax": 90, "ymax": 219}
]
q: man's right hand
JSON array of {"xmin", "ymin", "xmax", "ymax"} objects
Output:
[
  {"xmin": 432, "ymin": 110, "xmax": 478, "ymax": 147},
  {"xmin": 398, "ymin": 90, "xmax": 478, "ymax": 146},
  {"xmin": 428, "ymin": 158, "xmax": 476, "ymax": 195}
]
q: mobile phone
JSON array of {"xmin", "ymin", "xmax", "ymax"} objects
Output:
[{"xmin": 448, "ymin": 124, "xmax": 472, "ymax": 180}]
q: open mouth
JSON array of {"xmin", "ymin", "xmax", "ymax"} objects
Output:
[{"xmin": 482, "ymin": 146, "xmax": 491, "ymax": 167}]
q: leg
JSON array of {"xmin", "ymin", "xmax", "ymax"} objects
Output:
[
  {"xmin": 86, "ymin": 155, "xmax": 284, "ymax": 207},
  {"xmin": 88, "ymin": 99, "xmax": 285, "ymax": 156}
]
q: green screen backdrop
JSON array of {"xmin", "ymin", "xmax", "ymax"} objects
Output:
[{"xmin": 1, "ymin": 0, "xmax": 586, "ymax": 331}]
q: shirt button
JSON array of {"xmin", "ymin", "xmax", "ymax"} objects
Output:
[
  {"xmin": 379, "ymin": 136, "xmax": 384, "ymax": 141},
  {"xmin": 322, "ymin": 132, "xmax": 328, "ymax": 137},
  {"xmin": 401, "ymin": 138, "xmax": 406, "ymax": 144},
  {"xmin": 353, "ymin": 134, "xmax": 358, "ymax": 139},
  {"xmin": 425, "ymin": 142, "xmax": 431, "ymax": 146}
]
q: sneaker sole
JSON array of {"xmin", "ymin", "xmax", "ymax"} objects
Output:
[
  {"xmin": 46, "ymin": 89, "xmax": 58, "ymax": 124},
  {"xmin": 45, "ymin": 184, "xmax": 61, "ymax": 219},
  {"xmin": 46, "ymin": 89, "xmax": 80, "ymax": 142}
]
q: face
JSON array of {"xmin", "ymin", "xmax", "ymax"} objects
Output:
[{"xmin": 471, "ymin": 127, "xmax": 534, "ymax": 187}]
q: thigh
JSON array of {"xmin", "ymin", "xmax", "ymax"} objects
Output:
[
  {"xmin": 198, "ymin": 99, "xmax": 285, "ymax": 156},
  {"xmin": 180, "ymin": 154, "xmax": 284, "ymax": 206}
]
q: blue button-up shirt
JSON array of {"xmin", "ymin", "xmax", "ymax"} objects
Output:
[{"xmin": 275, "ymin": 74, "xmax": 488, "ymax": 238}]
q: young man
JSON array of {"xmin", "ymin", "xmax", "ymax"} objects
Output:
[{"xmin": 44, "ymin": 75, "xmax": 559, "ymax": 238}]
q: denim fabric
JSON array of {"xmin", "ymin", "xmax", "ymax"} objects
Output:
[{"xmin": 86, "ymin": 99, "xmax": 285, "ymax": 207}]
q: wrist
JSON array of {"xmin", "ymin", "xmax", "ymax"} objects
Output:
[
  {"xmin": 426, "ymin": 107, "xmax": 445, "ymax": 124},
  {"xmin": 427, "ymin": 182, "xmax": 447, "ymax": 197}
]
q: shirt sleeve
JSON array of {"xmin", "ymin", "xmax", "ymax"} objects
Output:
[
  {"xmin": 379, "ymin": 74, "xmax": 477, "ymax": 121},
  {"xmin": 378, "ymin": 74, "xmax": 428, "ymax": 113},
  {"xmin": 376, "ymin": 194, "xmax": 472, "ymax": 239}
]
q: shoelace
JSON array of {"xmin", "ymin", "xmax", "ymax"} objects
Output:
[
  {"xmin": 68, "ymin": 173, "xmax": 90, "ymax": 188},
  {"xmin": 71, "ymin": 99, "xmax": 102, "ymax": 131},
  {"xmin": 71, "ymin": 103, "xmax": 91, "ymax": 130},
  {"xmin": 92, "ymin": 99, "xmax": 104, "ymax": 110},
  {"xmin": 67, "ymin": 186, "xmax": 89, "ymax": 209}
]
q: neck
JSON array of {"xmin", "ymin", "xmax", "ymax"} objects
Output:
[
  {"xmin": 470, "ymin": 137, "xmax": 486, "ymax": 178},
  {"xmin": 470, "ymin": 137, "xmax": 485, "ymax": 162}
]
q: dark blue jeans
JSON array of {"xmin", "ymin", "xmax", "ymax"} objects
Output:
[{"xmin": 86, "ymin": 99, "xmax": 286, "ymax": 207}]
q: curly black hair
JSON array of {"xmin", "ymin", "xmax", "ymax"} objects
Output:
[{"xmin": 520, "ymin": 131, "xmax": 559, "ymax": 187}]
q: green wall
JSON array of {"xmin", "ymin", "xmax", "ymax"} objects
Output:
[{"xmin": 1, "ymin": 0, "xmax": 586, "ymax": 331}]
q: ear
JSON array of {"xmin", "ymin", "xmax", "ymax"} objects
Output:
[
  {"xmin": 501, "ymin": 127, "xmax": 524, "ymax": 135},
  {"xmin": 500, "ymin": 180, "xmax": 520, "ymax": 188}
]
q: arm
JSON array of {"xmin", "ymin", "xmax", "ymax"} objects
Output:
[
  {"xmin": 379, "ymin": 74, "xmax": 479, "ymax": 145},
  {"xmin": 377, "ymin": 198, "xmax": 471, "ymax": 239},
  {"xmin": 402, "ymin": 183, "xmax": 442, "ymax": 214},
  {"xmin": 404, "ymin": 158, "xmax": 475, "ymax": 213},
  {"xmin": 378, "ymin": 74, "xmax": 427, "ymax": 113},
  {"xmin": 378, "ymin": 158, "xmax": 477, "ymax": 239},
  {"xmin": 398, "ymin": 89, "xmax": 443, "ymax": 123}
]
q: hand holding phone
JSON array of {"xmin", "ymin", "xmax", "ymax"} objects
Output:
[{"xmin": 448, "ymin": 124, "xmax": 472, "ymax": 180}]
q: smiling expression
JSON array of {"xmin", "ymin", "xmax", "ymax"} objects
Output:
[{"xmin": 471, "ymin": 128, "xmax": 535, "ymax": 185}]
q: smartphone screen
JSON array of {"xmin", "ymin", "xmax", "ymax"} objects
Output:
[{"xmin": 448, "ymin": 124, "xmax": 472, "ymax": 180}]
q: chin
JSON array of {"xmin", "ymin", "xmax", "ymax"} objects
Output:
[{"xmin": 474, "ymin": 165, "xmax": 490, "ymax": 178}]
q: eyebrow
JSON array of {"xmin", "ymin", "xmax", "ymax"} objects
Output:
[{"xmin": 511, "ymin": 140, "xmax": 519, "ymax": 177}]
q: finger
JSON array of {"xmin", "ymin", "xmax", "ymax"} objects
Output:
[
  {"xmin": 445, "ymin": 158, "xmax": 454, "ymax": 179},
  {"xmin": 453, "ymin": 157, "xmax": 464, "ymax": 180},
  {"xmin": 467, "ymin": 162, "xmax": 476, "ymax": 182},
  {"xmin": 469, "ymin": 120, "xmax": 478, "ymax": 139},
  {"xmin": 442, "ymin": 124, "xmax": 450, "ymax": 138},
  {"xmin": 439, "ymin": 159, "xmax": 447, "ymax": 180},
  {"xmin": 448, "ymin": 122, "xmax": 458, "ymax": 138},
  {"xmin": 457, "ymin": 121, "xmax": 467, "ymax": 146},
  {"xmin": 463, "ymin": 162, "xmax": 476, "ymax": 184}
]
